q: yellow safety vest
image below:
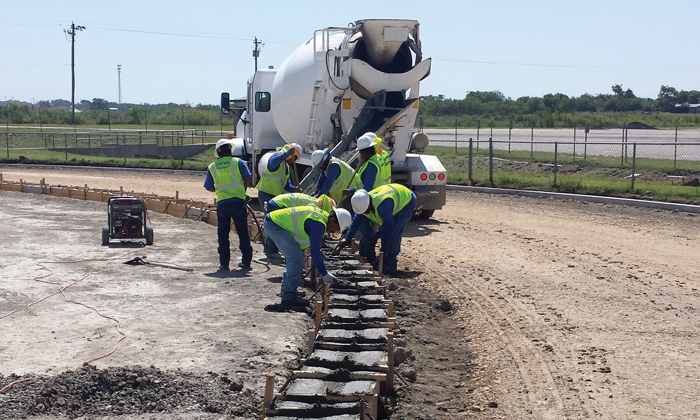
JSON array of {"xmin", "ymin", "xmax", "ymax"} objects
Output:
[
  {"xmin": 364, "ymin": 184, "xmax": 413, "ymax": 225},
  {"xmin": 269, "ymin": 205, "xmax": 328, "ymax": 249},
  {"xmin": 256, "ymin": 152, "xmax": 290, "ymax": 196},
  {"xmin": 377, "ymin": 149, "xmax": 392, "ymax": 186},
  {"xmin": 270, "ymin": 193, "xmax": 317, "ymax": 209},
  {"xmin": 357, "ymin": 154, "xmax": 384, "ymax": 190},
  {"xmin": 208, "ymin": 156, "xmax": 246, "ymax": 203},
  {"xmin": 327, "ymin": 157, "xmax": 360, "ymax": 203}
]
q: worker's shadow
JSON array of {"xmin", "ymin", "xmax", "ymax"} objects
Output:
[
  {"xmin": 403, "ymin": 219, "xmax": 444, "ymax": 238},
  {"xmin": 203, "ymin": 270, "xmax": 253, "ymax": 279}
]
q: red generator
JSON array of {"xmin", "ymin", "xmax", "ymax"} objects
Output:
[{"xmin": 102, "ymin": 196, "xmax": 154, "ymax": 245}]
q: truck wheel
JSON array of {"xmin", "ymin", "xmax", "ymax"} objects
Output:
[
  {"xmin": 102, "ymin": 226, "xmax": 110, "ymax": 246},
  {"xmin": 418, "ymin": 209, "xmax": 435, "ymax": 220},
  {"xmin": 145, "ymin": 226, "xmax": 154, "ymax": 245}
]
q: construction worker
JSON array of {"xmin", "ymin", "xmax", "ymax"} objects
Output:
[
  {"xmin": 310, "ymin": 148, "xmax": 360, "ymax": 205},
  {"xmin": 256, "ymin": 143, "xmax": 302, "ymax": 259},
  {"xmin": 264, "ymin": 206, "xmax": 352, "ymax": 310},
  {"xmin": 338, "ymin": 183, "xmax": 417, "ymax": 275},
  {"xmin": 204, "ymin": 137, "xmax": 254, "ymax": 271},
  {"xmin": 341, "ymin": 132, "xmax": 391, "ymax": 265},
  {"xmin": 266, "ymin": 192, "xmax": 335, "ymax": 213},
  {"xmin": 373, "ymin": 134, "xmax": 392, "ymax": 186}
]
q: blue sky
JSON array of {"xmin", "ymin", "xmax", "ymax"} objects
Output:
[{"xmin": 1, "ymin": 1, "xmax": 698, "ymax": 105}]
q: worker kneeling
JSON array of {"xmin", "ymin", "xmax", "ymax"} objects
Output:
[
  {"xmin": 338, "ymin": 184, "xmax": 417, "ymax": 275},
  {"xmin": 264, "ymin": 205, "xmax": 352, "ymax": 309}
]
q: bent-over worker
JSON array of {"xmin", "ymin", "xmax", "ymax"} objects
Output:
[
  {"xmin": 338, "ymin": 183, "xmax": 416, "ymax": 275},
  {"xmin": 266, "ymin": 192, "xmax": 335, "ymax": 213},
  {"xmin": 263, "ymin": 206, "xmax": 352, "ymax": 309},
  {"xmin": 256, "ymin": 143, "xmax": 302, "ymax": 258}
]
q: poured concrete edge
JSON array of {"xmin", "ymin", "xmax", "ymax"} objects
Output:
[{"xmin": 447, "ymin": 185, "xmax": 700, "ymax": 215}]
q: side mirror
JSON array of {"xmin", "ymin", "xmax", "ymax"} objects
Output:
[{"xmin": 220, "ymin": 92, "xmax": 230, "ymax": 114}]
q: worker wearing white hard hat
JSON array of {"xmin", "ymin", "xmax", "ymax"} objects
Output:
[
  {"xmin": 263, "ymin": 206, "xmax": 352, "ymax": 311},
  {"xmin": 311, "ymin": 148, "xmax": 360, "ymax": 204},
  {"xmin": 338, "ymin": 183, "xmax": 417, "ymax": 275},
  {"xmin": 341, "ymin": 132, "xmax": 391, "ymax": 266},
  {"xmin": 256, "ymin": 142, "xmax": 303, "ymax": 259},
  {"xmin": 205, "ymin": 137, "xmax": 254, "ymax": 271}
]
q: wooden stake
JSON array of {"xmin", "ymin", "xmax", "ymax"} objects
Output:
[
  {"xmin": 387, "ymin": 332, "xmax": 394, "ymax": 392},
  {"xmin": 263, "ymin": 373, "xmax": 275, "ymax": 415},
  {"xmin": 307, "ymin": 329, "xmax": 316, "ymax": 357},
  {"xmin": 384, "ymin": 300, "xmax": 394, "ymax": 317},
  {"xmin": 315, "ymin": 301, "xmax": 323, "ymax": 331}
]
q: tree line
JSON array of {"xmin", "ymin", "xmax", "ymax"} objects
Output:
[{"xmin": 1, "ymin": 84, "xmax": 698, "ymax": 128}]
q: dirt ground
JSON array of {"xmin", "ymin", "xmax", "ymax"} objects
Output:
[{"xmin": 2, "ymin": 166, "xmax": 700, "ymax": 419}]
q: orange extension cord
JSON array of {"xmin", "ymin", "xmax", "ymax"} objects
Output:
[{"xmin": 0, "ymin": 249, "xmax": 144, "ymax": 394}]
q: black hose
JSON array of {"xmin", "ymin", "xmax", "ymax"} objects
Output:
[{"xmin": 245, "ymin": 202, "xmax": 264, "ymax": 243}]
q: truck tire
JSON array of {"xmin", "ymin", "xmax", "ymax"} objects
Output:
[
  {"xmin": 145, "ymin": 226, "xmax": 154, "ymax": 245},
  {"xmin": 102, "ymin": 226, "xmax": 110, "ymax": 246},
  {"xmin": 418, "ymin": 209, "xmax": 434, "ymax": 220}
]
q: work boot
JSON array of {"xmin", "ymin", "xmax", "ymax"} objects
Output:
[
  {"xmin": 238, "ymin": 262, "xmax": 252, "ymax": 271},
  {"xmin": 218, "ymin": 265, "xmax": 229, "ymax": 272}
]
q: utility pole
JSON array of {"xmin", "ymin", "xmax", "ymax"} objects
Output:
[
  {"xmin": 117, "ymin": 64, "xmax": 122, "ymax": 104},
  {"xmin": 253, "ymin": 37, "xmax": 263, "ymax": 72},
  {"xmin": 65, "ymin": 22, "xmax": 86, "ymax": 127}
]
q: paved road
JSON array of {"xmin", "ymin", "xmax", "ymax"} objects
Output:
[{"xmin": 426, "ymin": 128, "xmax": 700, "ymax": 160}]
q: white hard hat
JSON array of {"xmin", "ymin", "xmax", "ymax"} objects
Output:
[
  {"xmin": 351, "ymin": 189, "xmax": 370, "ymax": 214},
  {"xmin": 215, "ymin": 138, "xmax": 235, "ymax": 157},
  {"xmin": 311, "ymin": 150, "xmax": 325, "ymax": 166},
  {"xmin": 290, "ymin": 143, "xmax": 302, "ymax": 159},
  {"xmin": 311, "ymin": 148, "xmax": 331, "ymax": 169},
  {"xmin": 356, "ymin": 133, "xmax": 376, "ymax": 151},
  {"xmin": 333, "ymin": 208, "xmax": 352, "ymax": 232}
]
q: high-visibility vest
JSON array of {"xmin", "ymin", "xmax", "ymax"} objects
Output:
[
  {"xmin": 326, "ymin": 157, "xmax": 360, "ymax": 202},
  {"xmin": 364, "ymin": 183, "xmax": 414, "ymax": 225},
  {"xmin": 208, "ymin": 156, "xmax": 246, "ymax": 202},
  {"xmin": 256, "ymin": 152, "xmax": 290, "ymax": 196},
  {"xmin": 270, "ymin": 193, "xmax": 317, "ymax": 209},
  {"xmin": 269, "ymin": 205, "xmax": 328, "ymax": 249},
  {"xmin": 376, "ymin": 149, "xmax": 392, "ymax": 186},
  {"xmin": 357, "ymin": 154, "xmax": 385, "ymax": 190}
]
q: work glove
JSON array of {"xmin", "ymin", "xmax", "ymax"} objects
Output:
[
  {"xmin": 337, "ymin": 238, "xmax": 350, "ymax": 250},
  {"xmin": 322, "ymin": 273, "xmax": 338, "ymax": 284}
]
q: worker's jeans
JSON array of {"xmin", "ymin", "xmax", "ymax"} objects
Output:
[
  {"xmin": 263, "ymin": 218, "xmax": 304, "ymax": 302},
  {"xmin": 358, "ymin": 218, "xmax": 377, "ymax": 264},
  {"xmin": 217, "ymin": 199, "xmax": 253, "ymax": 268},
  {"xmin": 258, "ymin": 191, "xmax": 279, "ymax": 254},
  {"xmin": 379, "ymin": 197, "xmax": 417, "ymax": 273}
]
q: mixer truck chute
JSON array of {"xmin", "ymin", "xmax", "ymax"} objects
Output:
[{"xmin": 221, "ymin": 19, "xmax": 446, "ymax": 218}]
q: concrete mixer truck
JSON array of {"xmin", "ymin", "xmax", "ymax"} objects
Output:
[{"xmin": 221, "ymin": 19, "xmax": 446, "ymax": 218}]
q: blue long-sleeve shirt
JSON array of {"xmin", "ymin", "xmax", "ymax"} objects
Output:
[
  {"xmin": 344, "ymin": 197, "xmax": 395, "ymax": 241},
  {"xmin": 267, "ymin": 150, "xmax": 298, "ymax": 193},
  {"xmin": 346, "ymin": 163, "xmax": 377, "ymax": 196},
  {"xmin": 204, "ymin": 159, "xmax": 252, "ymax": 205},
  {"xmin": 314, "ymin": 162, "xmax": 342, "ymax": 197},
  {"xmin": 305, "ymin": 218, "xmax": 329, "ymax": 276}
]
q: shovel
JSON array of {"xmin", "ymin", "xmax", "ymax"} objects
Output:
[{"xmin": 124, "ymin": 256, "xmax": 194, "ymax": 272}]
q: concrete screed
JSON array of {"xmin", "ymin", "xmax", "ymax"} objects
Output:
[{"xmin": 0, "ymin": 190, "xmax": 308, "ymax": 392}]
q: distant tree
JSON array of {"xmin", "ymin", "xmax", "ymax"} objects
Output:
[
  {"xmin": 91, "ymin": 98, "xmax": 109, "ymax": 110},
  {"xmin": 657, "ymin": 85, "xmax": 679, "ymax": 112}
]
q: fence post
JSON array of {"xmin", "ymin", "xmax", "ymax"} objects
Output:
[
  {"xmin": 476, "ymin": 119, "xmax": 480, "ymax": 152},
  {"xmin": 64, "ymin": 133, "xmax": 68, "ymax": 162},
  {"xmin": 5, "ymin": 132, "xmax": 8, "ymax": 159},
  {"xmin": 488, "ymin": 137, "xmax": 493, "ymax": 185},
  {"xmin": 508, "ymin": 119, "xmax": 512, "ymax": 153},
  {"xmin": 553, "ymin": 142, "xmax": 558, "ymax": 187},
  {"xmin": 530, "ymin": 120, "xmax": 535, "ymax": 159},
  {"xmin": 631, "ymin": 142, "xmax": 637, "ymax": 191},
  {"xmin": 454, "ymin": 117, "xmax": 458, "ymax": 155},
  {"xmin": 468, "ymin": 138, "xmax": 473, "ymax": 182}
]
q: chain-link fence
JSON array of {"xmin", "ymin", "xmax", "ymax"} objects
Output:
[
  {"xmin": 431, "ymin": 132, "xmax": 700, "ymax": 202},
  {"xmin": 2, "ymin": 130, "xmax": 224, "ymax": 168}
]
